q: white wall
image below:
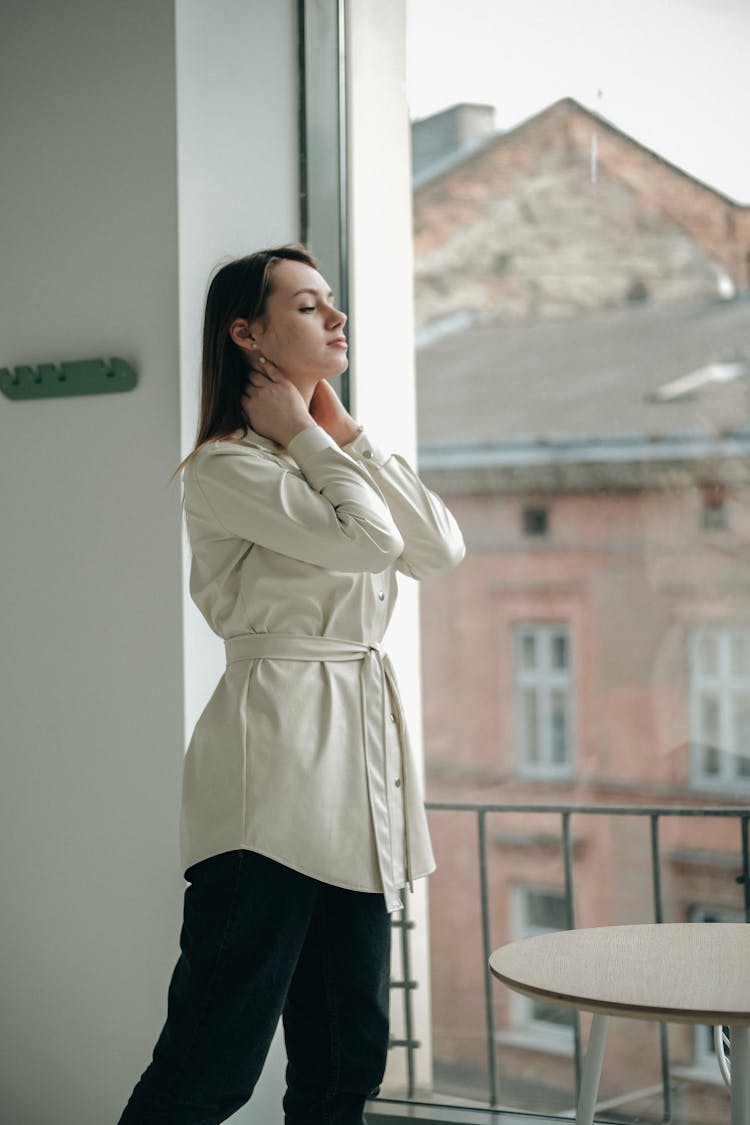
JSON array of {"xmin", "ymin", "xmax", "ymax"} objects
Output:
[
  {"xmin": 0, "ymin": 4, "xmax": 183, "ymax": 1123},
  {"xmin": 0, "ymin": 2, "xmax": 298, "ymax": 1122},
  {"xmin": 0, "ymin": 1, "xmax": 425, "ymax": 1119}
]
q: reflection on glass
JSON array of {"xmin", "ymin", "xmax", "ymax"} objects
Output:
[
  {"xmin": 699, "ymin": 694, "xmax": 720, "ymax": 749},
  {"xmin": 551, "ymin": 690, "xmax": 568, "ymax": 764},
  {"xmin": 403, "ymin": 0, "xmax": 750, "ymax": 1119},
  {"xmin": 702, "ymin": 744, "xmax": 721, "ymax": 777},
  {"xmin": 515, "ymin": 626, "xmax": 572, "ymax": 773},
  {"xmin": 526, "ymin": 889, "xmax": 567, "ymax": 930},
  {"xmin": 697, "ymin": 633, "xmax": 719, "ymax": 678},
  {"xmin": 731, "ymin": 634, "xmax": 750, "ymax": 676},
  {"xmin": 551, "ymin": 632, "xmax": 568, "ymax": 671},
  {"xmin": 732, "ymin": 695, "xmax": 750, "ymax": 774},
  {"xmin": 522, "ymin": 687, "xmax": 539, "ymax": 764},
  {"xmin": 531, "ymin": 999, "xmax": 577, "ymax": 1029}
]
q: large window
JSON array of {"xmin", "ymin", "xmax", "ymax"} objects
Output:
[
  {"xmin": 509, "ymin": 888, "xmax": 575, "ymax": 1047},
  {"xmin": 690, "ymin": 628, "xmax": 750, "ymax": 793},
  {"xmin": 403, "ymin": 0, "xmax": 750, "ymax": 1118},
  {"xmin": 514, "ymin": 625, "xmax": 573, "ymax": 777}
]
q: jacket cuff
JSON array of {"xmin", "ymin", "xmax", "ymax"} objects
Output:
[
  {"xmin": 286, "ymin": 424, "xmax": 339, "ymax": 466},
  {"xmin": 342, "ymin": 428, "xmax": 390, "ymax": 469}
]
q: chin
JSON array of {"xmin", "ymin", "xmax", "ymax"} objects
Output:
[{"xmin": 329, "ymin": 354, "xmax": 349, "ymax": 376}]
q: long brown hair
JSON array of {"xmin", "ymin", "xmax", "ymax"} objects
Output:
[{"xmin": 171, "ymin": 244, "xmax": 318, "ymax": 481}]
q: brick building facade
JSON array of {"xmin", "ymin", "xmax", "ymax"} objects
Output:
[
  {"xmin": 411, "ymin": 101, "xmax": 750, "ymax": 1121},
  {"xmin": 413, "ymin": 98, "xmax": 750, "ymax": 331}
]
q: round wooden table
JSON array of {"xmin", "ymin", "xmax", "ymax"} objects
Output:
[{"xmin": 490, "ymin": 924, "xmax": 750, "ymax": 1125}]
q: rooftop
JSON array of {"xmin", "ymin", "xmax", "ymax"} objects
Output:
[{"xmin": 417, "ymin": 296, "xmax": 750, "ymax": 451}]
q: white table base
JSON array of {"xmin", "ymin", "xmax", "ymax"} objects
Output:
[{"xmin": 576, "ymin": 1015, "xmax": 749, "ymax": 1125}]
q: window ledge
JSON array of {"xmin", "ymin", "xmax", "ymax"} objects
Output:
[
  {"xmin": 495, "ymin": 1028, "xmax": 575, "ymax": 1057},
  {"xmin": 672, "ymin": 1062, "xmax": 726, "ymax": 1088},
  {"xmin": 689, "ymin": 779, "xmax": 750, "ymax": 798},
  {"xmin": 515, "ymin": 768, "xmax": 575, "ymax": 781}
]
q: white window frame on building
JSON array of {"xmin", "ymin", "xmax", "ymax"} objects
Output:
[
  {"xmin": 503, "ymin": 887, "xmax": 576, "ymax": 1052},
  {"xmin": 514, "ymin": 623, "xmax": 574, "ymax": 778},
  {"xmin": 685, "ymin": 906, "xmax": 744, "ymax": 1080},
  {"xmin": 689, "ymin": 627, "xmax": 750, "ymax": 794}
]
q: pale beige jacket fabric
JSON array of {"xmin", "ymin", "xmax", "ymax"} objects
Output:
[{"xmin": 180, "ymin": 423, "xmax": 465, "ymax": 912}]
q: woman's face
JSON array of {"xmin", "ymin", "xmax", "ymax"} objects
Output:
[{"xmin": 245, "ymin": 259, "xmax": 348, "ymax": 385}]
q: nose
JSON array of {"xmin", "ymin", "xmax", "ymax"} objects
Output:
[{"xmin": 328, "ymin": 303, "xmax": 346, "ymax": 329}]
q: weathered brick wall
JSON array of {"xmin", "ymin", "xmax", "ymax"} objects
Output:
[
  {"xmin": 419, "ymin": 483, "xmax": 748, "ymax": 1109},
  {"xmin": 413, "ymin": 99, "xmax": 750, "ymax": 328},
  {"xmin": 569, "ymin": 105, "xmax": 750, "ymax": 286}
]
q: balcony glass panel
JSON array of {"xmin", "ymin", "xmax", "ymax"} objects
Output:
[{"xmin": 374, "ymin": 1, "xmax": 750, "ymax": 1121}]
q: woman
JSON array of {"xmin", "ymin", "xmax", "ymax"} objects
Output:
[{"xmin": 118, "ymin": 245, "xmax": 464, "ymax": 1125}]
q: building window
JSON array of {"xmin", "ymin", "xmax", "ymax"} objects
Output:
[
  {"xmin": 522, "ymin": 505, "xmax": 549, "ymax": 536},
  {"xmin": 690, "ymin": 628, "xmax": 750, "ymax": 792},
  {"xmin": 514, "ymin": 624, "xmax": 574, "ymax": 776},
  {"xmin": 690, "ymin": 907, "xmax": 743, "ymax": 1073},
  {"xmin": 511, "ymin": 888, "xmax": 576, "ymax": 1044},
  {"xmin": 701, "ymin": 485, "xmax": 728, "ymax": 532},
  {"xmin": 701, "ymin": 500, "xmax": 728, "ymax": 531}
]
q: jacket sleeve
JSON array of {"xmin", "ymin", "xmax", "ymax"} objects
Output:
[
  {"xmin": 187, "ymin": 425, "xmax": 404, "ymax": 573},
  {"xmin": 341, "ymin": 429, "xmax": 465, "ymax": 579}
]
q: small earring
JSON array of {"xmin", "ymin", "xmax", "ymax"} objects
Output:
[{"xmin": 258, "ymin": 356, "xmax": 267, "ymax": 364}]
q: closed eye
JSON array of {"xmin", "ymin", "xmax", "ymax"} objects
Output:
[{"xmin": 299, "ymin": 306, "xmax": 316, "ymax": 313}]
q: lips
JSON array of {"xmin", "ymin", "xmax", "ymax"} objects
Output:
[{"xmin": 328, "ymin": 337, "xmax": 348, "ymax": 348}]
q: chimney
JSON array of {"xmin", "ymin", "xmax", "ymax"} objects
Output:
[{"xmin": 412, "ymin": 103, "xmax": 496, "ymax": 179}]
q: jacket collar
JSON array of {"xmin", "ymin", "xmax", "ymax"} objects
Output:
[{"xmin": 230, "ymin": 426, "xmax": 284, "ymax": 454}]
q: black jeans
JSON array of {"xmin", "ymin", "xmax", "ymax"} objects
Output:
[{"xmin": 117, "ymin": 850, "xmax": 392, "ymax": 1125}]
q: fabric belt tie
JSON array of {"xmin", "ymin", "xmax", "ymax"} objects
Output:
[{"xmin": 224, "ymin": 632, "xmax": 414, "ymax": 912}]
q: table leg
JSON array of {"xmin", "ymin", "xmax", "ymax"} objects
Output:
[
  {"xmin": 576, "ymin": 1013, "xmax": 609, "ymax": 1125},
  {"xmin": 730, "ymin": 1025, "xmax": 750, "ymax": 1125}
]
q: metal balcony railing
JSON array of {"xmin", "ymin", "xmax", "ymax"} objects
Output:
[{"xmin": 381, "ymin": 802, "xmax": 750, "ymax": 1123}]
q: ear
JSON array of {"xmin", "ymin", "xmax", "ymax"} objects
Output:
[{"xmin": 229, "ymin": 317, "xmax": 256, "ymax": 351}]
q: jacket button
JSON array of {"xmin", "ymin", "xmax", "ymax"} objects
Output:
[
  {"xmin": 389, "ymin": 712, "xmax": 396, "ymax": 722},
  {"xmin": 394, "ymin": 778, "xmax": 401, "ymax": 788},
  {"xmin": 377, "ymin": 591, "xmax": 385, "ymax": 601},
  {"xmin": 363, "ymin": 449, "xmax": 373, "ymax": 459}
]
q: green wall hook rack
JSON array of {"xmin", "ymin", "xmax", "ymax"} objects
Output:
[{"xmin": 0, "ymin": 357, "xmax": 138, "ymax": 400}]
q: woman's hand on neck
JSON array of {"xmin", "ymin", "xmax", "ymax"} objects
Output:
[
  {"xmin": 241, "ymin": 365, "xmax": 315, "ymax": 448},
  {"xmin": 309, "ymin": 378, "xmax": 361, "ymax": 447}
]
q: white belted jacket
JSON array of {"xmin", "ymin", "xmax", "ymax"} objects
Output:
[{"xmin": 180, "ymin": 423, "xmax": 465, "ymax": 912}]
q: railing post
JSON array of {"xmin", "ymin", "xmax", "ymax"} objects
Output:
[
  {"xmin": 650, "ymin": 813, "xmax": 671, "ymax": 1123},
  {"xmin": 742, "ymin": 814, "xmax": 750, "ymax": 923},
  {"xmin": 400, "ymin": 889, "xmax": 416, "ymax": 1098},
  {"xmin": 408, "ymin": 801, "xmax": 747, "ymax": 1121},
  {"xmin": 478, "ymin": 808, "xmax": 500, "ymax": 1107},
  {"xmin": 562, "ymin": 810, "xmax": 582, "ymax": 1098},
  {"xmin": 388, "ymin": 898, "xmax": 420, "ymax": 1096}
]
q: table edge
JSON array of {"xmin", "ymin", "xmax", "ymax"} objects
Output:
[{"xmin": 489, "ymin": 965, "xmax": 750, "ymax": 1026}]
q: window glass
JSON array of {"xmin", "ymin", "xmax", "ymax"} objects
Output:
[
  {"xmin": 731, "ymin": 634, "xmax": 750, "ymax": 676},
  {"xmin": 551, "ymin": 632, "xmax": 568, "ymax": 672},
  {"xmin": 513, "ymin": 888, "xmax": 576, "ymax": 1038},
  {"xmin": 515, "ymin": 626, "xmax": 573, "ymax": 775},
  {"xmin": 400, "ymin": 0, "xmax": 750, "ymax": 1118},
  {"xmin": 691, "ymin": 630, "xmax": 750, "ymax": 790}
]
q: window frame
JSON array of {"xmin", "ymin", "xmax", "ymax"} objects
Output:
[
  {"xmin": 503, "ymin": 886, "xmax": 576, "ymax": 1053},
  {"xmin": 687, "ymin": 906, "xmax": 744, "ymax": 1079},
  {"xmin": 513, "ymin": 622, "xmax": 575, "ymax": 779},
  {"xmin": 689, "ymin": 626, "xmax": 750, "ymax": 795}
]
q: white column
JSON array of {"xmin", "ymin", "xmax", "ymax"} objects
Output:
[
  {"xmin": 175, "ymin": 3, "xmax": 300, "ymax": 1122},
  {"xmin": 346, "ymin": 0, "xmax": 434, "ymax": 1094}
]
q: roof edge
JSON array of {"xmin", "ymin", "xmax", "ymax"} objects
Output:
[{"xmin": 414, "ymin": 96, "xmax": 750, "ymax": 208}]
